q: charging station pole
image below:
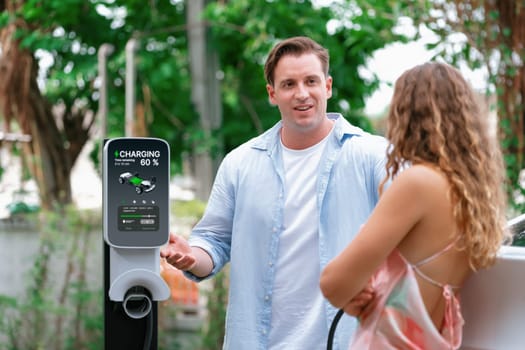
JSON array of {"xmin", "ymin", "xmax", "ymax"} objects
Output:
[{"xmin": 103, "ymin": 137, "xmax": 171, "ymax": 350}]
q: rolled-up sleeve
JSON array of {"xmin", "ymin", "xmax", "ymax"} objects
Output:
[{"xmin": 184, "ymin": 155, "xmax": 236, "ymax": 282}]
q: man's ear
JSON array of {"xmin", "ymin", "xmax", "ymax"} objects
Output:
[
  {"xmin": 266, "ymin": 84, "xmax": 277, "ymax": 105},
  {"xmin": 326, "ymin": 76, "xmax": 333, "ymax": 99}
]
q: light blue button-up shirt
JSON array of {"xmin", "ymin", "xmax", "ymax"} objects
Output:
[{"xmin": 186, "ymin": 113, "xmax": 388, "ymax": 350}]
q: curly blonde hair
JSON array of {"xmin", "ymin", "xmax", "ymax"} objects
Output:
[{"xmin": 381, "ymin": 62, "xmax": 511, "ymax": 270}]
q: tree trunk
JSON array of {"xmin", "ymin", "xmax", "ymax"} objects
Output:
[
  {"xmin": 187, "ymin": 0, "xmax": 223, "ymax": 201},
  {"xmin": 0, "ymin": 2, "xmax": 91, "ymax": 209},
  {"xmin": 0, "ymin": 45, "xmax": 72, "ymax": 208}
]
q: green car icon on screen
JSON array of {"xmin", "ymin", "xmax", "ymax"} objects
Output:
[{"xmin": 118, "ymin": 172, "xmax": 156, "ymax": 194}]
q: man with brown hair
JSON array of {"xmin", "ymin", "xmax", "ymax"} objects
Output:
[{"xmin": 162, "ymin": 36, "xmax": 387, "ymax": 349}]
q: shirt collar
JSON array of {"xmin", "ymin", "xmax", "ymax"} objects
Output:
[{"xmin": 251, "ymin": 113, "xmax": 365, "ymax": 151}]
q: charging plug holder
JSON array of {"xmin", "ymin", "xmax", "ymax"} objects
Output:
[
  {"xmin": 123, "ymin": 286, "xmax": 153, "ymax": 319},
  {"xmin": 108, "ymin": 249, "xmax": 169, "ymax": 319},
  {"xmin": 108, "ymin": 247, "xmax": 170, "ymax": 313}
]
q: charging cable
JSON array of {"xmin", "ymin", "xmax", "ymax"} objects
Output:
[
  {"xmin": 122, "ymin": 286, "xmax": 154, "ymax": 350},
  {"xmin": 326, "ymin": 309, "xmax": 344, "ymax": 350}
]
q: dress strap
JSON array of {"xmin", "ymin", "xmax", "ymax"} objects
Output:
[
  {"xmin": 412, "ymin": 266, "xmax": 461, "ymax": 290},
  {"xmin": 413, "ymin": 238, "xmax": 458, "ymax": 268},
  {"xmin": 409, "ymin": 237, "xmax": 462, "ymax": 290}
]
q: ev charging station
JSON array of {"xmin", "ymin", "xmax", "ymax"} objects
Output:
[{"xmin": 103, "ymin": 137, "xmax": 171, "ymax": 349}]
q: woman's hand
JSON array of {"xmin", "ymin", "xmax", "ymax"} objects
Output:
[{"xmin": 342, "ymin": 282, "xmax": 375, "ymax": 317}]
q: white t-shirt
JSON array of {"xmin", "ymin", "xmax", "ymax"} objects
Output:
[{"xmin": 268, "ymin": 134, "xmax": 330, "ymax": 349}]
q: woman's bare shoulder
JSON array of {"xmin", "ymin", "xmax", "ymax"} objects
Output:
[{"xmin": 393, "ymin": 163, "xmax": 448, "ymax": 193}]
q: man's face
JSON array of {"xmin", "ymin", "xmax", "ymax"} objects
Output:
[{"xmin": 266, "ymin": 53, "xmax": 332, "ymax": 137}]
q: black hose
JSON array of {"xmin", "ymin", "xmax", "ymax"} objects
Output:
[
  {"xmin": 327, "ymin": 309, "xmax": 344, "ymax": 350},
  {"xmin": 142, "ymin": 307, "xmax": 153, "ymax": 350}
]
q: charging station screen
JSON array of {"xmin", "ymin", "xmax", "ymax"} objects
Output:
[
  {"xmin": 118, "ymin": 205, "xmax": 159, "ymax": 231},
  {"xmin": 104, "ymin": 138, "xmax": 170, "ymax": 247}
]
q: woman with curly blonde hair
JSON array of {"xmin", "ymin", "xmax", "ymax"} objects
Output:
[{"xmin": 321, "ymin": 62, "xmax": 511, "ymax": 349}]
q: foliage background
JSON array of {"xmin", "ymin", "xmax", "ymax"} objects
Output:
[{"xmin": 0, "ymin": 0, "xmax": 412, "ymax": 208}]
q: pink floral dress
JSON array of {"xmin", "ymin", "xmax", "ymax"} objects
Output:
[{"xmin": 349, "ymin": 243, "xmax": 464, "ymax": 349}]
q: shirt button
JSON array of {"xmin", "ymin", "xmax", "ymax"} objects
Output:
[{"xmin": 265, "ymin": 295, "xmax": 270, "ymax": 301}]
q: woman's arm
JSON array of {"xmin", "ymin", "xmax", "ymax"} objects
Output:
[
  {"xmin": 320, "ymin": 165, "xmax": 433, "ymax": 309},
  {"xmin": 341, "ymin": 280, "xmax": 375, "ymax": 317}
]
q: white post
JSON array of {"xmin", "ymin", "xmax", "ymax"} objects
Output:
[
  {"xmin": 125, "ymin": 38, "xmax": 138, "ymax": 137},
  {"xmin": 97, "ymin": 43, "xmax": 114, "ymax": 139}
]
